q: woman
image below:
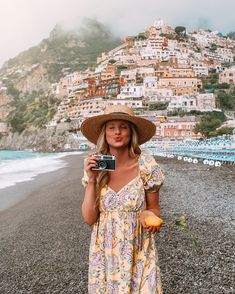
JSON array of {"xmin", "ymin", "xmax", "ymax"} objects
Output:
[{"xmin": 81, "ymin": 105, "xmax": 165, "ymax": 293}]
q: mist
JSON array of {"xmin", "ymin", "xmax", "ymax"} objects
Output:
[{"xmin": 0, "ymin": 0, "xmax": 234, "ymax": 67}]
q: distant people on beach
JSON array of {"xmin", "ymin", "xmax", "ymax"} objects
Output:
[{"xmin": 81, "ymin": 105, "xmax": 165, "ymax": 293}]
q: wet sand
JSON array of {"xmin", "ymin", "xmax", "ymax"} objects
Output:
[{"xmin": 0, "ymin": 153, "xmax": 234, "ymax": 294}]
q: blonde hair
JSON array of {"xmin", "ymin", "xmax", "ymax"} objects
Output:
[{"xmin": 95, "ymin": 121, "xmax": 141, "ymax": 203}]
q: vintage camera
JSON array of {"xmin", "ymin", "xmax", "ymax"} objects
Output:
[{"xmin": 92, "ymin": 154, "xmax": 116, "ymax": 171}]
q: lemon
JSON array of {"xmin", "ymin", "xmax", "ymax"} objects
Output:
[{"xmin": 145, "ymin": 215, "xmax": 164, "ymax": 227}]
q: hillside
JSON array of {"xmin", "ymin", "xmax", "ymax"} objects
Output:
[
  {"xmin": 0, "ymin": 17, "xmax": 121, "ymax": 90},
  {"xmin": 0, "ymin": 18, "xmax": 121, "ymax": 135}
]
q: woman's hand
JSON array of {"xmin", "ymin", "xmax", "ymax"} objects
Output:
[
  {"xmin": 139, "ymin": 210, "xmax": 161, "ymax": 234},
  {"xmin": 84, "ymin": 153, "xmax": 100, "ymax": 182}
]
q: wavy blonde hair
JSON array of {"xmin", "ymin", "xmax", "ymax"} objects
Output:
[{"xmin": 95, "ymin": 121, "xmax": 141, "ymax": 203}]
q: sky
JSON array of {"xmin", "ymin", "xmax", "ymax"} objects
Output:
[{"xmin": 0, "ymin": 0, "xmax": 234, "ymax": 67}]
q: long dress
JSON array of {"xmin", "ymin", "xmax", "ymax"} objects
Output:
[{"xmin": 82, "ymin": 150, "xmax": 165, "ymax": 294}]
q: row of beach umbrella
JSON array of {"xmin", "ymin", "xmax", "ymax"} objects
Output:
[{"xmin": 146, "ymin": 135, "xmax": 235, "ymax": 167}]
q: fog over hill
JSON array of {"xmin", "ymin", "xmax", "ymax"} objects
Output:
[{"xmin": 0, "ymin": 17, "xmax": 121, "ymax": 83}]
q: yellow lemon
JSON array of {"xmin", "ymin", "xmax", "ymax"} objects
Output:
[{"xmin": 145, "ymin": 215, "xmax": 164, "ymax": 227}]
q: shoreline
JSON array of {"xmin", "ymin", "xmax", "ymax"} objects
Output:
[
  {"xmin": 0, "ymin": 154, "xmax": 234, "ymax": 293},
  {"xmin": 0, "ymin": 151, "xmax": 84, "ymax": 210}
]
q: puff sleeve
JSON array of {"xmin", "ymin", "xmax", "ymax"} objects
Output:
[{"xmin": 139, "ymin": 151, "xmax": 165, "ymax": 193}]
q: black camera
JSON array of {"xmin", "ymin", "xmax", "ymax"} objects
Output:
[{"xmin": 92, "ymin": 154, "xmax": 116, "ymax": 171}]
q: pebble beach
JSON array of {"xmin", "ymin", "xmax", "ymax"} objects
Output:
[{"xmin": 0, "ymin": 153, "xmax": 234, "ymax": 294}]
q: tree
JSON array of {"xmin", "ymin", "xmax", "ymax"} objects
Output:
[
  {"xmin": 217, "ymin": 83, "xmax": 230, "ymax": 89},
  {"xmin": 149, "ymin": 102, "xmax": 168, "ymax": 110},
  {"xmin": 108, "ymin": 59, "xmax": 116, "ymax": 64},
  {"xmin": 210, "ymin": 43, "xmax": 217, "ymax": 52},
  {"xmin": 6, "ymin": 83, "xmax": 20, "ymax": 99},
  {"xmin": 175, "ymin": 26, "xmax": 186, "ymax": 36},
  {"xmin": 215, "ymin": 127, "xmax": 233, "ymax": 136},
  {"xmin": 194, "ymin": 111, "xmax": 226, "ymax": 138},
  {"xmin": 195, "ymin": 118, "xmax": 222, "ymax": 137},
  {"xmin": 217, "ymin": 91, "xmax": 235, "ymax": 110}
]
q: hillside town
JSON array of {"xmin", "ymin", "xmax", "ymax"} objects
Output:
[
  {"xmin": 47, "ymin": 19, "xmax": 235, "ymax": 141},
  {"xmin": 1, "ymin": 19, "xmax": 235, "ymax": 142}
]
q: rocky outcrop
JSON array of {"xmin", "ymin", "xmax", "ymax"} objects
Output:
[
  {"xmin": 0, "ymin": 94, "xmax": 13, "ymax": 133},
  {"xmin": 0, "ymin": 121, "xmax": 90, "ymax": 152},
  {"xmin": 15, "ymin": 64, "xmax": 51, "ymax": 94}
]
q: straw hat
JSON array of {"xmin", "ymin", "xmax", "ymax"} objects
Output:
[{"xmin": 80, "ymin": 105, "xmax": 156, "ymax": 145}]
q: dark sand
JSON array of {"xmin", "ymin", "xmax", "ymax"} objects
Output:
[{"xmin": 0, "ymin": 153, "xmax": 234, "ymax": 294}]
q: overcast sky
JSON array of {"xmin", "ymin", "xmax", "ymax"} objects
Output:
[{"xmin": 0, "ymin": 0, "xmax": 234, "ymax": 67}]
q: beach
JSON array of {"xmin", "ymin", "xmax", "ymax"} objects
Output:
[{"xmin": 0, "ymin": 153, "xmax": 234, "ymax": 294}]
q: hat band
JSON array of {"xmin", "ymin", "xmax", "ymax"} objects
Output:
[{"xmin": 108, "ymin": 112, "xmax": 132, "ymax": 115}]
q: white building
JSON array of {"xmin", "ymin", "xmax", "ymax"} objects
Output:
[
  {"xmin": 140, "ymin": 48, "xmax": 176, "ymax": 61},
  {"xmin": 120, "ymin": 69, "xmax": 137, "ymax": 85},
  {"xmin": 196, "ymin": 93, "xmax": 216, "ymax": 111},
  {"xmin": 118, "ymin": 85, "xmax": 145, "ymax": 99},
  {"xmin": 167, "ymin": 95, "xmax": 197, "ymax": 112},
  {"xmin": 107, "ymin": 98, "xmax": 143, "ymax": 109},
  {"xmin": 192, "ymin": 64, "xmax": 209, "ymax": 76}
]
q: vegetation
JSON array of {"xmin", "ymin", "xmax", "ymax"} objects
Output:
[
  {"xmin": 175, "ymin": 26, "xmax": 186, "ymax": 36},
  {"xmin": 227, "ymin": 31, "xmax": 235, "ymax": 40},
  {"xmin": 137, "ymin": 33, "xmax": 147, "ymax": 40},
  {"xmin": 217, "ymin": 90, "xmax": 235, "ymax": 110},
  {"xmin": 167, "ymin": 110, "xmax": 203, "ymax": 116},
  {"xmin": 201, "ymin": 72, "xmax": 219, "ymax": 90},
  {"xmin": 1, "ymin": 18, "xmax": 121, "ymax": 83},
  {"xmin": 209, "ymin": 126, "xmax": 233, "ymax": 137},
  {"xmin": 149, "ymin": 102, "xmax": 168, "ymax": 111},
  {"xmin": 136, "ymin": 77, "xmax": 144, "ymax": 84},
  {"xmin": 6, "ymin": 83, "xmax": 20, "ymax": 99},
  {"xmin": 209, "ymin": 43, "xmax": 217, "ymax": 52},
  {"xmin": 7, "ymin": 91, "xmax": 59, "ymax": 133},
  {"xmin": 201, "ymin": 72, "xmax": 235, "ymax": 111},
  {"xmin": 194, "ymin": 111, "xmax": 227, "ymax": 138}
]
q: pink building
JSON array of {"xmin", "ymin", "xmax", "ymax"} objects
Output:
[
  {"xmin": 219, "ymin": 66, "xmax": 235, "ymax": 84},
  {"xmin": 160, "ymin": 116, "xmax": 201, "ymax": 139}
]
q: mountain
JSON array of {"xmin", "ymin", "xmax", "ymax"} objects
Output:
[
  {"xmin": 0, "ymin": 17, "xmax": 121, "ymax": 92},
  {"xmin": 0, "ymin": 18, "xmax": 121, "ymax": 139}
]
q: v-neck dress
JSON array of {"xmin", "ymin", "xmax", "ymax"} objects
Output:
[{"xmin": 82, "ymin": 150, "xmax": 165, "ymax": 294}]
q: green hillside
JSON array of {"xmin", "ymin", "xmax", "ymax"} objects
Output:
[
  {"xmin": 1, "ymin": 17, "xmax": 121, "ymax": 83},
  {"xmin": 0, "ymin": 18, "xmax": 121, "ymax": 133}
]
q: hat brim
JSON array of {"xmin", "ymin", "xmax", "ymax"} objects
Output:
[{"xmin": 80, "ymin": 113, "xmax": 156, "ymax": 145}]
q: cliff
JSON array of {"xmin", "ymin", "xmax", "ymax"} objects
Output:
[
  {"xmin": 0, "ymin": 18, "xmax": 121, "ymax": 92},
  {"xmin": 0, "ymin": 121, "xmax": 89, "ymax": 152},
  {"xmin": 0, "ymin": 17, "xmax": 121, "ymax": 147}
]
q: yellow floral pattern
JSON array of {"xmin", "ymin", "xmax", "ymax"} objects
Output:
[{"xmin": 82, "ymin": 150, "xmax": 165, "ymax": 293}]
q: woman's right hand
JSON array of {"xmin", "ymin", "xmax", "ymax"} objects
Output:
[{"xmin": 84, "ymin": 153, "xmax": 99, "ymax": 182}]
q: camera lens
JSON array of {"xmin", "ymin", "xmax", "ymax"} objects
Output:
[{"xmin": 98, "ymin": 160, "xmax": 107, "ymax": 169}]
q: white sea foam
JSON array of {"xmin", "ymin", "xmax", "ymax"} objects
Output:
[{"xmin": 0, "ymin": 151, "xmax": 83, "ymax": 190}]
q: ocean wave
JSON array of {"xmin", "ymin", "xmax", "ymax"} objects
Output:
[{"xmin": 0, "ymin": 151, "xmax": 83, "ymax": 190}]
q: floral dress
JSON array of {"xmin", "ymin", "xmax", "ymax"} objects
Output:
[{"xmin": 82, "ymin": 150, "xmax": 165, "ymax": 294}]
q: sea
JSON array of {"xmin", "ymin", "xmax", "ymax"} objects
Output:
[{"xmin": 0, "ymin": 150, "xmax": 82, "ymax": 190}]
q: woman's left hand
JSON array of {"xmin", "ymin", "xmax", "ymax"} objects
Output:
[{"xmin": 139, "ymin": 210, "xmax": 161, "ymax": 234}]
